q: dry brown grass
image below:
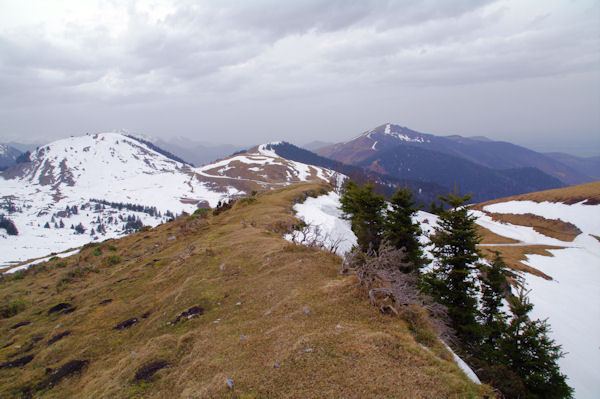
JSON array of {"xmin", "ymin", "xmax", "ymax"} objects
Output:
[
  {"xmin": 474, "ymin": 180, "xmax": 600, "ymax": 208},
  {"xmin": 476, "ymin": 218, "xmax": 565, "ymax": 280},
  {"xmin": 485, "ymin": 213, "xmax": 581, "ymax": 242},
  {"xmin": 0, "ymin": 182, "xmax": 491, "ymax": 399},
  {"xmin": 476, "ymin": 225, "xmax": 520, "ymax": 245},
  {"xmin": 478, "ymin": 246, "xmax": 563, "ymax": 280},
  {"xmin": 472, "ymin": 181, "xmax": 600, "ymax": 279}
]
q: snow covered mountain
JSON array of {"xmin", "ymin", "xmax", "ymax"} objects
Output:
[
  {"xmin": 0, "ymin": 144, "xmax": 22, "ymax": 170},
  {"xmin": 0, "ymin": 133, "xmax": 341, "ymax": 268}
]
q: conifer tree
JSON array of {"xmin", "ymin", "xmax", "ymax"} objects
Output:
[
  {"xmin": 74, "ymin": 223, "xmax": 85, "ymax": 234},
  {"xmin": 339, "ymin": 180, "xmax": 386, "ymax": 252},
  {"xmin": 499, "ymin": 288, "xmax": 573, "ymax": 399},
  {"xmin": 424, "ymin": 189, "xmax": 481, "ymax": 346},
  {"xmin": 478, "ymin": 252, "xmax": 509, "ymax": 363},
  {"xmin": 384, "ymin": 186, "xmax": 425, "ymax": 270}
]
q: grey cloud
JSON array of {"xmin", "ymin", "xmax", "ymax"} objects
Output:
[{"xmin": 0, "ymin": 0, "xmax": 597, "ymax": 154}]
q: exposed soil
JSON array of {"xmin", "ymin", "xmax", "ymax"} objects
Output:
[
  {"xmin": 0, "ymin": 355, "xmax": 34, "ymax": 369},
  {"xmin": 10, "ymin": 321, "xmax": 31, "ymax": 330},
  {"xmin": 112, "ymin": 318, "xmax": 138, "ymax": 330},
  {"xmin": 48, "ymin": 360, "xmax": 89, "ymax": 386},
  {"xmin": 172, "ymin": 306, "xmax": 204, "ymax": 324},
  {"xmin": 134, "ymin": 361, "xmax": 170, "ymax": 382},
  {"xmin": 48, "ymin": 331, "xmax": 71, "ymax": 345},
  {"xmin": 47, "ymin": 303, "xmax": 74, "ymax": 315}
]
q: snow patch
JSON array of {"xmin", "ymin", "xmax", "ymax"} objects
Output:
[
  {"xmin": 2, "ymin": 249, "xmax": 79, "ymax": 274},
  {"xmin": 285, "ymin": 191, "xmax": 357, "ymax": 255},
  {"xmin": 471, "ymin": 210, "xmax": 568, "ymax": 247},
  {"xmin": 443, "ymin": 343, "xmax": 481, "ymax": 384},
  {"xmin": 257, "ymin": 143, "xmax": 280, "ymax": 158}
]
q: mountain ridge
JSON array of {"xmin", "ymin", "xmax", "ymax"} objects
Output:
[
  {"xmin": 317, "ymin": 123, "xmax": 593, "ymax": 185},
  {"xmin": 0, "ymin": 134, "xmax": 341, "ymax": 266},
  {"xmin": 0, "ymin": 182, "xmax": 491, "ymax": 398}
]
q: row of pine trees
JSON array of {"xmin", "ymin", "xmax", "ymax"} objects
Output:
[{"xmin": 339, "ymin": 180, "xmax": 572, "ymax": 399}]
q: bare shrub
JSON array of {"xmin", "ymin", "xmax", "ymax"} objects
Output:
[
  {"xmin": 290, "ymin": 222, "xmax": 346, "ymax": 254},
  {"xmin": 343, "ymin": 240, "xmax": 453, "ymax": 343}
]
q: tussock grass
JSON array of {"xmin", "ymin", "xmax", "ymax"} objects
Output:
[{"xmin": 0, "ymin": 182, "xmax": 491, "ymax": 398}]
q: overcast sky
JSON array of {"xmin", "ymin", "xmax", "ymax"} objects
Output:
[{"xmin": 0, "ymin": 0, "xmax": 598, "ymax": 155}]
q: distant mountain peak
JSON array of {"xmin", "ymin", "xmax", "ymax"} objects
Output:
[{"xmin": 317, "ymin": 123, "xmax": 590, "ymax": 190}]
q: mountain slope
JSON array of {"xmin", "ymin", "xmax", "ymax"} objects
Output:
[
  {"xmin": 0, "ymin": 182, "xmax": 490, "ymax": 398},
  {"xmin": 317, "ymin": 123, "xmax": 591, "ymax": 186},
  {"xmin": 356, "ymin": 144, "xmax": 565, "ymax": 202},
  {"xmin": 0, "ymin": 134, "xmax": 340, "ymax": 266},
  {"xmin": 544, "ymin": 152, "xmax": 600, "ymax": 181},
  {"xmin": 0, "ymin": 144, "xmax": 22, "ymax": 171},
  {"xmin": 471, "ymin": 181, "xmax": 600, "ymax": 399},
  {"xmin": 260, "ymin": 141, "xmax": 450, "ymax": 205}
]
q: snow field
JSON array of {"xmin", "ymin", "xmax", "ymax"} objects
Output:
[{"xmin": 476, "ymin": 200, "xmax": 600, "ymax": 398}]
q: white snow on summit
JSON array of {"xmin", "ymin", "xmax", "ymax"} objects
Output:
[
  {"xmin": 382, "ymin": 123, "xmax": 428, "ymax": 143},
  {"xmin": 1, "ymin": 133, "xmax": 342, "ymax": 268}
]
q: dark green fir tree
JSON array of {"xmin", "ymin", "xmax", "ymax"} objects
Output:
[
  {"xmin": 384, "ymin": 186, "xmax": 425, "ymax": 270},
  {"xmin": 339, "ymin": 180, "xmax": 386, "ymax": 252},
  {"xmin": 499, "ymin": 288, "xmax": 573, "ymax": 399},
  {"xmin": 478, "ymin": 252, "xmax": 509, "ymax": 363},
  {"xmin": 424, "ymin": 189, "xmax": 481, "ymax": 346}
]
